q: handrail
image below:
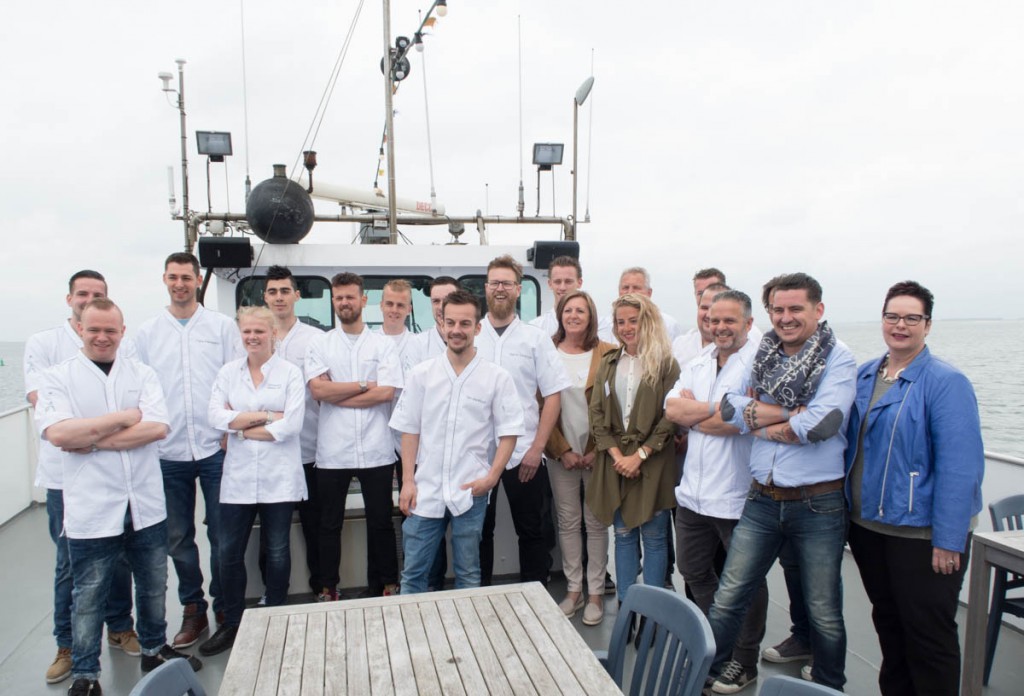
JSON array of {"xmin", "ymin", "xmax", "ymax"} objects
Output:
[
  {"xmin": 986, "ymin": 451, "xmax": 1024, "ymax": 468},
  {"xmin": 0, "ymin": 403, "xmax": 31, "ymax": 420}
]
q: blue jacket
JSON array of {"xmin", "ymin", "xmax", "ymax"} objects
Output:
[{"xmin": 844, "ymin": 346, "xmax": 984, "ymax": 552}]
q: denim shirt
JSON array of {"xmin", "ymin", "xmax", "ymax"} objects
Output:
[{"xmin": 725, "ymin": 340, "xmax": 857, "ymax": 487}]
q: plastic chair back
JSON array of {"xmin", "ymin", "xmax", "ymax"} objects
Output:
[
  {"xmin": 759, "ymin": 675, "xmax": 843, "ymax": 695},
  {"xmin": 604, "ymin": 584, "xmax": 715, "ymax": 696},
  {"xmin": 990, "ymin": 494, "xmax": 1024, "ymax": 533},
  {"xmin": 128, "ymin": 658, "xmax": 206, "ymax": 696}
]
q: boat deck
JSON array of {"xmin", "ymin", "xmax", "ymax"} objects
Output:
[{"xmin": 1, "ymin": 503, "xmax": 1022, "ymax": 695}]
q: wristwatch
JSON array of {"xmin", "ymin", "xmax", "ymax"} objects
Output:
[
  {"xmin": 637, "ymin": 447, "xmax": 649, "ymax": 461},
  {"xmin": 358, "ymin": 380, "xmax": 369, "ymax": 393},
  {"xmin": 236, "ymin": 429, "xmax": 245, "ymax": 440},
  {"xmin": 265, "ymin": 410, "xmax": 275, "ymax": 424}
]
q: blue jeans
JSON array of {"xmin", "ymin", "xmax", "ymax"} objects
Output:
[
  {"xmin": 220, "ymin": 502, "xmax": 294, "ymax": 627},
  {"xmin": 709, "ymin": 489, "xmax": 848, "ymax": 690},
  {"xmin": 612, "ymin": 508, "xmax": 670, "ymax": 603},
  {"xmin": 161, "ymin": 451, "xmax": 223, "ymax": 613},
  {"xmin": 47, "ymin": 489, "xmax": 134, "ymax": 647},
  {"xmin": 68, "ymin": 514, "xmax": 168, "ymax": 680},
  {"xmin": 401, "ymin": 496, "xmax": 488, "ymax": 595}
]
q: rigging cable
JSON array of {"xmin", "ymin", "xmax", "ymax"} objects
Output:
[
  {"xmin": 516, "ymin": 15, "xmax": 525, "ymax": 218},
  {"xmin": 585, "ymin": 48, "xmax": 594, "ymax": 222},
  {"xmin": 419, "ymin": 13, "xmax": 438, "ymax": 214},
  {"xmin": 240, "ymin": 0, "xmax": 252, "ymax": 203}
]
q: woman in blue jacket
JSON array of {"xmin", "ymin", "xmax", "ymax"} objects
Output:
[{"xmin": 845, "ymin": 280, "xmax": 984, "ymax": 696}]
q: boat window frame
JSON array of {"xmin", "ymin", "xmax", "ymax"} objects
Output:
[
  {"xmin": 235, "ymin": 275, "xmax": 334, "ymax": 331},
  {"xmin": 458, "ymin": 274, "xmax": 541, "ymax": 323}
]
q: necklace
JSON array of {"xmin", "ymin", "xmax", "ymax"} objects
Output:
[{"xmin": 878, "ymin": 354, "xmax": 906, "ymax": 384}]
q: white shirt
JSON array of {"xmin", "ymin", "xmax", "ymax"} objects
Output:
[
  {"xmin": 24, "ymin": 320, "xmax": 136, "ymax": 489},
  {"xmin": 305, "ymin": 327, "xmax": 403, "ymax": 469},
  {"xmin": 475, "ymin": 316, "xmax": 571, "ymax": 467},
  {"xmin": 673, "ymin": 324, "xmax": 764, "ymax": 372},
  {"xmin": 276, "ymin": 321, "xmax": 324, "ymax": 463},
  {"xmin": 528, "ymin": 309, "xmax": 559, "ymax": 339},
  {"xmin": 390, "ymin": 352, "xmax": 524, "ymax": 518},
  {"xmin": 35, "ymin": 354, "xmax": 169, "ymax": 539},
  {"xmin": 599, "ymin": 310, "xmax": 682, "ymax": 344},
  {"xmin": 135, "ymin": 305, "xmax": 243, "ymax": 461},
  {"xmin": 615, "ymin": 351, "xmax": 642, "ymax": 431},
  {"xmin": 557, "ymin": 349, "xmax": 593, "ymax": 454},
  {"xmin": 376, "ymin": 328, "xmax": 420, "ymax": 453},
  {"xmin": 670, "ymin": 338, "xmax": 758, "ymax": 519},
  {"xmin": 209, "ymin": 354, "xmax": 308, "ymax": 504},
  {"xmin": 410, "ymin": 326, "xmax": 447, "ymax": 364}
]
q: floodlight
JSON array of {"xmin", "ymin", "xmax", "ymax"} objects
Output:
[{"xmin": 196, "ymin": 131, "xmax": 233, "ymax": 162}]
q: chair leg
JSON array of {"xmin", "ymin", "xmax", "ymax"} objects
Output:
[{"xmin": 984, "ymin": 574, "xmax": 1008, "ymax": 686}]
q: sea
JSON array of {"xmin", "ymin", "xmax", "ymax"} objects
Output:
[{"xmin": 1, "ymin": 319, "xmax": 1022, "ymax": 457}]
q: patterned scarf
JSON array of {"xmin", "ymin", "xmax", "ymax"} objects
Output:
[{"xmin": 751, "ymin": 321, "xmax": 836, "ymax": 408}]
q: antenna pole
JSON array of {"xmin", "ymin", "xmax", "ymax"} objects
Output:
[
  {"xmin": 176, "ymin": 59, "xmax": 192, "ymax": 252},
  {"xmin": 382, "ymin": 0, "xmax": 399, "ymax": 243}
]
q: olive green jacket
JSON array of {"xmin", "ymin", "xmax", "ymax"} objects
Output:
[{"xmin": 585, "ymin": 347, "xmax": 680, "ymax": 528}]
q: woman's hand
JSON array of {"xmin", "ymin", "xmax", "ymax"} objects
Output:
[
  {"xmin": 581, "ymin": 451, "xmax": 596, "ymax": 470},
  {"xmin": 932, "ymin": 547, "xmax": 961, "ymax": 575},
  {"xmin": 561, "ymin": 451, "xmax": 583, "ymax": 470},
  {"xmin": 614, "ymin": 453, "xmax": 642, "ymax": 479}
]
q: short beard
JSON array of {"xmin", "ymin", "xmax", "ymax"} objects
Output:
[
  {"xmin": 338, "ymin": 309, "xmax": 361, "ymax": 326},
  {"xmin": 487, "ymin": 296, "xmax": 515, "ymax": 321}
]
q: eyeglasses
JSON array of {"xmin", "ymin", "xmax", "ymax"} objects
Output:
[
  {"xmin": 485, "ymin": 280, "xmax": 518, "ymax": 289},
  {"xmin": 882, "ymin": 313, "xmax": 929, "ymax": 326}
]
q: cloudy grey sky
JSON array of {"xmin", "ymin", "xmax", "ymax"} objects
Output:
[{"xmin": 2, "ymin": 0, "xmax": 1022, "ymax": 341}]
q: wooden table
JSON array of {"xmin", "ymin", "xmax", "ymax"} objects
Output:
[
  {"xmin": 962, "ymin": 530, "xmax": 1024, "ymax": 695},
  {"xmin": 220, "ymin": 582, "xmax": 623, "ymax": 695}
]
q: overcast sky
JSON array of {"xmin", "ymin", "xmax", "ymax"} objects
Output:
[{"xmin": 2, "ymin": 1, "xmax": 1022, "ymax": 341}]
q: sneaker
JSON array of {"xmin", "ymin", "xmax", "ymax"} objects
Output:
[
  {"xmin": 761, "ymin": 635, "xmax": 811, "ymax": 663},
  {"xmin": 582, "ymin": 600, "xmax": 604, "ymax": 626},
  {"xmin": 558, "ymin": 594, "xmax": 585, "ymax": 618},
  {"xmin": 107, "ymin": 629, "xmax": 142, "ymax": 656},
  {"xmin": 801, "ymin": 661, "xmax": 813, "ymax": 681},
  {"xmin": 257, "ymin": 595, "xmax": 267, "ymax": 607},
  {"xmin": 67, "ymin": 678, "xmax": 102, "ymax": 695},
  {"xmin": 711, "ymin": 661, "xmax": 757, "ymax": 694},
  {"xmin": 603, "ymin": 574, "xmax": 616, "ymax": 596},
  {"xmin": 317, "ymin": 587, "xmax": 338, "ymax": 602},
  {"xmin": 141, "ymin": 644, "xmax": 202, "ymax": 673},
  {"xmin": 172, "ymin": 604, "xmax": 209, "ymax": 649},
  {"xmin": 46, "ymin": 647, "xmax": 73, "ymax": 684},
  {"xmin": 199, "ymin": 625, "xmax": 238, "ymax": 657},
  {"xmin": 383, "ymin": 583, "xmax": 400, "ymax": 596}
]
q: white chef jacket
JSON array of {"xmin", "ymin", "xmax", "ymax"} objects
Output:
[
  {"xmin": 134, "ymin": 305, "xmax": 243, "ymax": 462},
  {"xmin": 24, "ymin": 320, "xmax": 136, "ymax": 489},
  {"xmin": 669, "ymin": 337, "xmax": 758, "ymax": 519},
  {"xmin": 375, "ymin": 328, "xmax": 420, "ymax": 453},
  {"xmin": 35, "ymin": 353, "xmax": 169, "ymax": 539},
  {"xmin": 410, "ymin": 326, "xmax": 446, "ymax": 364},
  {"xmin": 598, "ymin": 311, "xmax": 681, "ymax": 344},
  {"xmin": 209, "ymin": 354, "xmax": 308, "ymax": 504},
  {"xmin": 673, "ymin": 324, "xmax": 764, "ymax": 372},
  {"xmin": 528, "ymin": 309, "xmax": 559, "ymax": 339},
  {"xmin": 389, "ymin": 352, "xmax": 524, "ymax": 518},
  {"xmin": 305, "ymin": 327, "xmax": 403, "ymax": 469},
  {"xmin": 475, "ymin": 316, "xmax": 571, "ymax": 467},
  {"xmin": 276, "ymin": 321, "xmax": 323, "ymax": 464}
]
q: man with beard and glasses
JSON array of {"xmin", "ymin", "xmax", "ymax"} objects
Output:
[
  {"xmin": 706, "ymin": 273, "xmax": 856, "ymax": 691},
  {"xmin": 392, "ymin": 290, "xmax": 525, "ymax": 593},
  {"xmin": 306, "ymin": 272, "xmax": 403, "ymax": 599},
  {"xmin": 476, "ymin": 255, "xmax": 570, "ymax": 586}
]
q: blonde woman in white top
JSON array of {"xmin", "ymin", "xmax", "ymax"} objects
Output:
[{"xmin": 201, "ymin": 307, "xmax": 306, "ymax": 656}]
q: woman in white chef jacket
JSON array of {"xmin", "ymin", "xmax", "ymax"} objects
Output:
[{"xmin": 201, "ymin": 306, "xmax": 307, "ymax": 656}]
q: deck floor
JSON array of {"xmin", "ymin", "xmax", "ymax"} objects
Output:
[{"xmin": 2, "ymin": 504, "xmax": 1022, "ymax": 695}]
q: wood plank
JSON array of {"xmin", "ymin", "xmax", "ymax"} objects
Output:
[
  {"xmin": 504, "ymin": 592, "xmax": 585, "ymax": 696},
  {"xmin": 488, "ymin": 594, "xmax": 560, "ymax": 694},
  {"xmin": 276, "ymin": 614, "xmax": 307, "ymax": 696},
  {"xmin": 416, "ymin": 601, "xmax": 467, "ymax": 696},
  {"xmin": 435, "ymin": 598, "xmax": 493, "ymax": 696},
  {"xmin": 301, "ymin": 611, "xmax": 327, "ymax": 696},
  {"xmin": 221, "ymin": 611, "xmax": 270, "ymax": 696},
  {"xmin": 468, "ymin": 595, "xmax": 537, "ymax": 695},
  {"xmin": 364, "ymin": 606, "xmax": 394, "ymax": 696},
  {"xmin": 520, "ymin": 584, "xmax": 621, "ymax": 694},
  {"xmin": 254, "ymin": 614, "xmax": 290, "ymax": 696},
  {"xmin": 381, "ymin": 604, "xmax": 418, "ymax": 696},
  {"xmin": 453, "ymin": 596, "xmax": 514, "ymax": 696},
  {"xmin": 400, "ymin": 602, "xmax": 442, "ymax": 696},
  {"xmin": 346, "ymin": 609, "xmax": 370, "ymax": 695},
  {"xmin": 324, "ymin": 609, "xmax": 347, "ymax": 696}
]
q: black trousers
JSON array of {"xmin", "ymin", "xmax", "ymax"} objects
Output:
[
  {"xmin": 317, "ymin": 464, "xmax": 398, "ymax": 593},
  {"xmin": 848, "ymin": 523, "xmax": 969, "ymax": 696},
  {"xmin": 480, "ymin": 465, "xmax": 552, "ymax": 586},
  {"xmin": 297, "ymin": 462, "xmax": 322, "ymax": 592}
]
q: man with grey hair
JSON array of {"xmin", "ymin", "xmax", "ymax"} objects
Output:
[{"xmin": 599, "ymin": 266, "xmax": 682, "ymax": 343}]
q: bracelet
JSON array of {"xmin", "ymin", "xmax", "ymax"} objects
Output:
[{"xmin": 265, "ymin": 410, "xmax": 274, "ymax": 424}]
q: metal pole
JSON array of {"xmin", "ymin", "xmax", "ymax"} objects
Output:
[
  {"xmin": 382, "ymin": 0, "xmax": 399, "ymax": 244},
  {"xmin": 177, "ymin": 59, "xmax": 191, "ymax": 251},
  {"xmin": 571, "ymin": 98, "xmax": 578, "ymax": 242}
]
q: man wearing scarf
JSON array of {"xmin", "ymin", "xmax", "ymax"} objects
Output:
[{"xmin": 705, "ymin": 273, "xmax": 856, "ymax": 692}]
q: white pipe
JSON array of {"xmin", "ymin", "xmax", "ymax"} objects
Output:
[{"xmin": 294, "ymin": 173, "xmax": 444, "ymax": 216}]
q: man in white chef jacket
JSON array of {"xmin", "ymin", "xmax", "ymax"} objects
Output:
[
  {"xmin": 36, "ymin": 298, "xmax": 201, "ymax": 693},
  {"xmin": 134, "ymin": 252, "xmax": 243, "ymax": 648},
  {"xmin": 392, "ymin": 289, "xmax": 524, "ymax": 593},
  {"xmin": 672, "ymin": 268, "xmax": 728, "ymax": 368},
  {"xmin": 306, "ymin": 272, "xmax": 403, "ymax": 599},
  {"xmin": 599, "ymin": 267, "xmax": 683, "ymax": 344},
  {"xmin": 410, "ymin": 275, "xmax": 461, "ymax": 361},
  {"xmin": 376, "ymin": 278, "xmax": 419, "ymax": 452},
  {"xmin": 263, "ymin": 265, "xmax": 324, "ymax": 594},
  {"xmin": 476, "ymin": 254, "xmax": 570, "ymax": 586},
  {"xmin": 24, "ymin": 270, "xmax": 137, "ymax": 684}
]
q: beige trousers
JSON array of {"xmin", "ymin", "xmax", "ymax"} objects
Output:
[{"xmin": 547, "ymin": 459, "xmax": 609, "ymax": 594}]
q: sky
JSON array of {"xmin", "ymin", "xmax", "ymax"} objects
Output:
[{"xmin": 2, "ymin": 1, "xmax": 1023, "ymax": 341}]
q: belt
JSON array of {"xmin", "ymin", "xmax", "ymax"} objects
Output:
[{"xmin": 750, "ymin": 477, "xmax": 844, "ymax": 502}]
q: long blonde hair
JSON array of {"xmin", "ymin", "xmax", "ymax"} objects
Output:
[{"xmin": 611, "ymin": 293, "xmax": 672, "ymax": 387}]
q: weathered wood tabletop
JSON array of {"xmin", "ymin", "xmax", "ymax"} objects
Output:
[{"xmin": 220, "ymin": 581, "xmax": 623, "ymax": 695}]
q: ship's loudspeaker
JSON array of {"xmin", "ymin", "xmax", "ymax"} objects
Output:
[
  {"xmin": 528, "ymin": 241, "xmax": 580, "ymax": 270},
  {"xmin": 198, "ymin": 237, "xmax": 252, "ymax": 269}
]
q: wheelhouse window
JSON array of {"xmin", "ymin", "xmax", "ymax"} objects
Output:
[
  {"xmin": 362, "ymin": 276, "xmax": 435, "ymax": 333},
  {"xmin": 459, "ymin": 274, "xmax": 541, "ymax": 322},
  {"xmin": 236, "ymin": 276, "xmax": 333, "ymax": 331}
]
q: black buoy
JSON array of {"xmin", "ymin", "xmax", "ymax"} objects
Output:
[{"xmin": 246, "ymin": 164, "xmax": 315, "ymax": 244}]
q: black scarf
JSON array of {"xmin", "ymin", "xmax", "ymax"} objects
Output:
[{"xmin": 751, "ymin": 321, "xmax": 836, "ymax": 408}]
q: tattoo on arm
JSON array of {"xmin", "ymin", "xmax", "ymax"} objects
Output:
[
  {"xmin": 743, "ymin": 401, "xmax": 760, "ymax": 430},
  {"xmin": 767, "ymin": 423, "xmax": 799, "ymax": 443}
]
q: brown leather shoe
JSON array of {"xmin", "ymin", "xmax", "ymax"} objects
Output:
[{"xmin": 172, "ymin": 604, "xmax": 209, "ymax": 649}]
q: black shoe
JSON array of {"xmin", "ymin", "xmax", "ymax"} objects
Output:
[
  {"xmin": 199, "ymin": 625, "xmax": 238, "ymax": 656},
  {"xmin": 68, "ymin": 678, "xmax": 102, "ymax": 696},
  {"xmin": 604, "ymin": 573, "xmax": 616, "ymax": 596},
  {"xmin": 141, "ymin": 644, "xmax": 203, "ymax": 673}
]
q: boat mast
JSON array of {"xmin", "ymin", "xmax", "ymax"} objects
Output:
[
  {"xmin": 382, "ymin": 0, "xmax": 399, "ymax": 244},
  {"xmin": 176, "ymin": 60, "xmax": 191, "ymax": 251}
]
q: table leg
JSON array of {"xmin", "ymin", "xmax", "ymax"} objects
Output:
[{"xmin": 961, "ymin": 536, "xmax": 990, "ymax": 696}]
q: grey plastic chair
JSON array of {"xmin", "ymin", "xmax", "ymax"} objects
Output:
[
  {"xmin": 596, "ymin": 584, "xmax": 715, "ymax": 696},
  {"xmin": 985, "ymin": 493, "xmax": 1024, "ymax": 685},
  {"xmin": 128, "ymin": 658, "xmax": 206, "ymax": 696},
  {"xmin": 758, "ymin": 675, "xmax": 843, "ymax": 695}
]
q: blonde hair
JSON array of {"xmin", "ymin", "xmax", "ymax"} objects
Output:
[
  {"xmin": 237, "ymin": 306, "xmax": 276, "ymax": 331},
  {"xmin": 611, "ymin": 293, "xmax": 673, "ymax": 387},
  {"xmin": 383, "ymin": 278, "xmax": 412, "ymax": 295}
]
